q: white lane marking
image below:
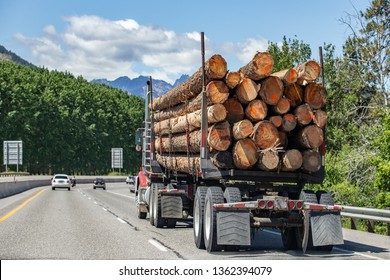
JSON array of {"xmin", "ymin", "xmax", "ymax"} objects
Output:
[
  {"xmin": 148, "ymin": 239, "xmax": 168, "ymax": 252},
  {"xmin": 94, "ymin": 201, "xmax": 98, "ymax": 205},
  {"xmin": 333, "ymin": 247, "xmax": 385, "ymax": 260},
  {"xmin": 106, "ymin": 190, "xmax": 134, "ymax": 200},
  {"xmin": 102, "ymin": 207, "xmax": 107, "ymax": 211},
  {"xmin": 117, "ymin": 218, "xmax": 126, "ymax": 224},
  {"xmin": 264, "ymin": 229, "xmax": 385, "ymax": 260}
]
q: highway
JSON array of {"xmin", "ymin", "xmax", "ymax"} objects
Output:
[{"xmin": 0, "ymin": 182, "xmax": 389, "ymax": 260}]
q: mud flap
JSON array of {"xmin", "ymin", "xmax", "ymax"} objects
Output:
[
  {"xmin": 216, "ymin": 211, "xmax": 251, "ymax": 246},
  {"xmin": 161, "ymin": 196, "xmax": 183, "ymax": 218},
  {"xmin": 310, "ymin": 212, "xmax": 344, "ymax": 246}
]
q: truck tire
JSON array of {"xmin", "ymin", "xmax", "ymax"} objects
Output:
[
  {"xmin": 224, "ymin": 187, "xmax": 241, "ymax": 203},
  {"xmin": 149, "ymin": 185, "xmax": 155, "ymax": 226},
  {"xmin": 315, "ymin": 190, "xmax": 335, "ymax": 252},
  {"xmin": 204, "ymin": 186, "xmax": 224, "ymax": 252},
  {"xmin": 281, "ymin": 228, "xmax": 298, "ymax": 250},
  {"xmin": 153, "ymin": 183, "xmax": 165, "ymax": 228},
  {"xmin": 295, "ymin": 190, "xmax": 317, "ymax": 250},
  {"xmin": 193, "ymin": 187, "xmax": 208, "ymax": 249}
]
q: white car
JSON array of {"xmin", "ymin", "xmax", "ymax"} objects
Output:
[{"xmin": 51, "ymin": 174, "xmax": 71, "ymax": 191}]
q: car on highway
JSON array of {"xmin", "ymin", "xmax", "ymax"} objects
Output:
[
  {"xmin": 93, "ymin": 177, "xmax": 106, "ymax": 190},
  {"xmin": 51, "ymin": 174, "xmax": 71, "ymax": 191},
  {"xmin": 126, "ymin": 176, "xmax": 136, "ymax": 192}
]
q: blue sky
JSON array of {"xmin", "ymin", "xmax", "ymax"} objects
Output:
[{"xmin": 0, "ymin": 0, "xmax": 371, "ymax": 83}]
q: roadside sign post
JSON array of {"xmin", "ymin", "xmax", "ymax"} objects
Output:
[
  {"xmin": 111, "ymin": 148, "xmax": 123, "ymax": 173},
  {"xmin": 3, "ymin": 141, "xmax": 23, "ymax": 172}
]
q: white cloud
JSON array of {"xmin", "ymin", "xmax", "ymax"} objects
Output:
[{"xmin": 16, "ymin": 15, "xmax": 271, "ymax": 83}]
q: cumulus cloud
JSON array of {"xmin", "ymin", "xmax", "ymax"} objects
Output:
[{"xmin": 15, "ymin": 15, "xmax": 270, "ymax": 83}]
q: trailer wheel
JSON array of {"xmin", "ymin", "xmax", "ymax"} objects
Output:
[
  {"xmin": 315, "ymin": 191, "xmax": 335, "ymax": 252},
  {"xmin": 224, "ymin": 187, "xmax": 241, "ymax": 203},
  {"xmin": 153, "ymin": 183, "xmax": 165, "ymax": 228},
  {"xmin": 204, "ymin": 187, "xmax": 224, "ymax": 252},
  {"xmin": 295, "ymin": 190, "xmax": 317, "ymax": 251},
  {"xmin": 281, "ymin": 228, "xmax": 298, "ymax": 250},
  {"xmin": 193, "ymin": 187, "xmax": 207, "ymax": 249}
]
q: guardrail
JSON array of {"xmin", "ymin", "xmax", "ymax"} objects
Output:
[{"xmin": 339, "ymin": 205, "xmax": 390, "ymax": 236}]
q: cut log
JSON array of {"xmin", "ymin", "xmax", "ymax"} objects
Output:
[
  {"xmin": 223, "ymin": 98, "xmax": 244, "ymax": 124},
  {"xmin": 278, "ymin": 131, "xmax": 288, "ymax": 149},
  {"xmin": 156, "ymin": 153, "xmax": 200, "ymax": 175},
  {"xmin": 239, "ymin": 52, "xmax": 274, "ymax": 81},
  {"xmin": 281, "ymin": 149, "xmax": 303, "ymax": 171},
  {"xmin": 272, "ymin": 97, "xmax": 290, "ymax": 115},
  {"xmin": 280, "ymin": 113, "xmax": 297, "ymax": 132},
  {"xmin": 304, "ymin": 83, "xmax": 327, "ymax": 109},
  {"xmin": 251, "ymin": 121, "xmax": 279, "ymax": 149},
  {"xmin": 235, "ymin": 78, "xmax": 260, "ymax": 104},
  {"xmin": 268, "ymin": 115, "xmax": 283, "ymax": 128},
  {"xmin": 232, "ymin": 138, "xmax": 259, "ymax": 169},
  {"xmin": 284, "ymin": 83, "xmax": 303, "ymax": 107},
  {"xmin": 294, "ymin": 60, "xmax": 321, "ymax": 86},
  {"xmin": 210, "ymin": 151, "xmax": 234, "ymax": 169},
  {"xmin": 154, "ymin": 104, "xmax": 227, "ymax": 135},
  {"xmin": 291, "ymin": 125, "xmax": 324, "ymax": 149},
  {"xmin": 152, "ymin": 80, "xmax": 229, "ymax": 122},
  {"xmin": 232, "ymin": 119, "xmax": 253, "ymax": 140},
  {"xmin": 294, "ymin": 104, "xmax": 314, "ymax": 126},
  {"xmin": 151, "ymin": 54, "xmax": 227, "ymax": 110},
  {"xmin": 301, "ymin": 150, "xmax": 321, "ymax": 173},
  {"xmin": 207, "ymin": 121, "xmax": 232, "ymax": 151},
  {"xmin": 225, "ymin": 71, "xmax": 242, "ymax": 89},
  {"xmin": 257, "ymin": 150, "xmax": 280, "ymax": 171},
  {"xmin": 245, "ymin": 99, "xmax": 268, "ymax": 122},
  {"xmin": 271, "ymin": 68, "xmax": 297, "ymax": 84},
  {"xmin": 155, "ymin": 130, "xmax": 202, "ymax": 153},
  {"xmin": 313, "ymin": 109, "xmax": 328, "ymax": 128},
  {"xmin": 259, "ymin": 76, "xmax": 284, "ymax": 105}
]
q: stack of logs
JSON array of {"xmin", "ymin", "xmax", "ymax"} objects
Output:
[{"xmin": 151, "ymin": 52, "xmax": 327, "ymax": 175}]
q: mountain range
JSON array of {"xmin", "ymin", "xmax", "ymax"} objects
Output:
[{"xmin": 0, "ymin": 44, "xmax": 189, "ymax": 97}]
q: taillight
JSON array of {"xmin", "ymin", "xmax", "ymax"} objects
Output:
[
  {"xmin": 288, "ymin": 201, "xmax": 296, "ymax": 209},
  {"xmin": 267, "ymin": 201, "xmax": 274, "ymax": 209},
  {"xmin": 53, "ymin": 179, "xmax": 56, "ymax": 183},
  {"xmin": 258, "ymin": 200, "xmax": 266, "ymax": 208},
  {"xmin": 296, "ymin": 201, "xmax": 303, "ymax": 209}
]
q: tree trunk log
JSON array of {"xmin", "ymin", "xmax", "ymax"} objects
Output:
[
  {"xmin": 156, "ymin": 153, "xmax": 200, "ymax": 174},
  {"xmin": 245, "ymin": 99, "xmax": 268, "ymax": 122},
  {"xmin": 304, "ymin": 82, "xmax": 327, "ymax": 109},
  {"xmin": 280, "ymin": 113, "xmax": 297, "ymax": 132},
  {"xmin": 259, "ymin": 76, "xmax": 284, "ymax": 105},
  {"xmin": 223, "ymin": 98, "xmax": 244, "ymax": 124},
  {"xmin": 151, "ymin": 54, "xmax": 227, "ymax": 110},
  {"xmin": 232, "ymin": 138, "xmax": 259, "ymax": 169},
  {"xmin": 239, "ymin": 52, "xmax": 274, "ymax": 81},
  {"xmin": 313, "ymin": 109, "xmax": 328, "ymax": 128},
  {"xmin": 154, "ymin": 104, "xmax": 227, "ymax": 135},
  {"xmin": 284, "ymin": 83, "xmax": 303, "ymax": 107},
  {"xmin": 272, "ymin": 97, "xmax": 290, "ymax": 114},
  {"xmin": 291, "ymin": 125, "xmax": 324, "ymax": 149},
  {"xmin": 281, "ymin": 149, "xmax": 303, "ymax": 171},
  {"xmin": 152, "ymin": 80, "xmax": 229, "ymax": 122},
  {"xmin": 271, "ymin": 68, "xmax": 297, "ymax": 84},
  {"xmin": 301, "ymin": 150, "xmax": 321, "ymax": 173},
  {"xmin": 207, "ymin": 121, "xmax": 232, "ymax": 151},
  {"xmin": 294, "ymin": 104, "xmax": 314, "ymax": 126},
  {"xmin": 235, "ymin": 78, "xmax": 260, "ymax": 104},
  {"xmin": 232, "ymin": 119, "xmax": 253, "ymax": 140},
  {"xmin": 225, "ymin": 71, "xmax": 242, "ymax": 89},
  {"xmin": 251, "ymin": 120, "xmax": 279, "ymax": 149},
  {"xmin": 294, "ymin": 60, "xmax": 321, "ymax": 86},
  {"xmin": 278, "ymin": 131, "xmax": 288, "ymax": 149},
  {"xmin": 268, "ymin": 115, "xmax": 283, "ymax": 128},
  {"xmin": 210, "ymin": 151, "xmax": 234, "ymax": 169},
  {"xmin": 257, "ymin": 150, "xmax": 280, "ymax": 171},
  {"xmin": 155, "ymin": 131, "xmax": 201, "ymax": 153}
]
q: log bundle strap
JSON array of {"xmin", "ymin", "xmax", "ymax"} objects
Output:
[{"xmin": 152, "ymin": 53, "xmax": 326, "ymax": 174}]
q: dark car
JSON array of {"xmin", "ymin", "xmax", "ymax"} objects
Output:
[{"xmin": 93, "ymin": 178, "xmax": 106, "ymax": 190}]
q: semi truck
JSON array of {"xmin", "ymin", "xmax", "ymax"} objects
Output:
[{"xmin": 134, "ymin": 34, "xmax": 343, "ymax": 253}]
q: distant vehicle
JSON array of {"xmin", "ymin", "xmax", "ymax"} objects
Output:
[
  {"xmin": 128, "ymin": 176, "xmax": 137, "ymax": 193},
  {"xmin": 93, "ymin": 178, "xmax": 106, "ymax": 190},
  {"xmin": 51, "ymin": 174, "xmax": 71, "ymax": 191},
  {"xmin": 71, "ymin": 176, "xmax": 76, "ymax": 187}
]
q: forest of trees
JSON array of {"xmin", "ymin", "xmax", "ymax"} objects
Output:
[
  {"xmin": 0, "ymin": 63, "xmax": 145, "ymax": 175},
  {"xmin": 0, "ymin": 0, "xmax": 388, "ymax": 230}
]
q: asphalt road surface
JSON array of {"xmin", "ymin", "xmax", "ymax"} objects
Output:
[{"xmin": 0, "ymin": 182, "xmax": 389, "ymax": 260}]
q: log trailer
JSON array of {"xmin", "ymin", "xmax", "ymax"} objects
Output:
[{"xmin": 134, "ymin": 33, "xmax": 343, "ymax": 253}]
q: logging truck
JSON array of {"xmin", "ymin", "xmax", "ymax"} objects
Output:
[{"xmin": 134, "ymin": 34, "xmax": 343, "ymax": 253}]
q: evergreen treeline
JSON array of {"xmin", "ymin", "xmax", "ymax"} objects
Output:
[{"xmin": 0, "ymin": 62, "xmax": 144, "ymax": 175}]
